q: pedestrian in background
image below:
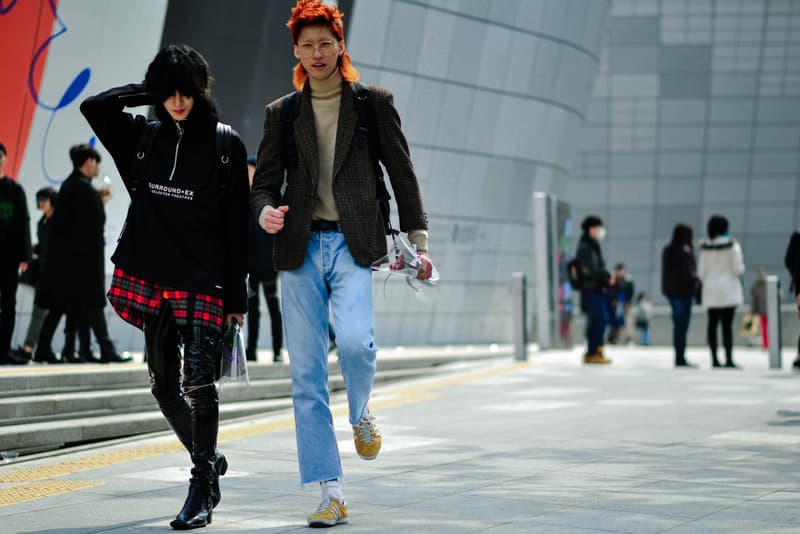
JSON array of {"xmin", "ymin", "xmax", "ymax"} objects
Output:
[
  {"xmin": 661, "ymin": 223, "xmax": 699, "ymax": 368},
  {"xmin": 749, "ymin": 267, "xmax": 768, "ymax": 349},
  {"xmin": 633, "ymin": 292, "xmax": 652, "ymax": 346},
  {"xmin": 785, "ymin": 229, "xmax": 800, "ymax": 370},
  {"xmin": 0, "ymin": 142, "xmax": 33, "ymax": 366},
  {"xmin": 246, "ymin": 156, "xmax": 283, "ymax": 363},
  {"xmin": 35, "ymin": 145, "xmax": 128, "ymax": 364},
  {"xmin": 575, "ymin": 215, "xmax": 613, "ymax": 364},
  {"xmin": 607, "ymin": 262, "xmax": 634, "ymax": 345},
  {"xmin": 698, "ymin": 215, "xmax": 745, "ymax": 368}
]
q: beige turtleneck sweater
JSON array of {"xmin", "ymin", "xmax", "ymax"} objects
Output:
[
  {"xmin": 310, "ymin": 71, "xmax": 342, "ymax": 222},
  {"xmin": 263, "ymin": 71, "xmax": 428, "ymax": 253}
]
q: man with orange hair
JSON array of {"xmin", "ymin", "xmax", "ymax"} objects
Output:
[{"xmin": 251, "ymin": 0, "xmax": 432, "ymax": 527}]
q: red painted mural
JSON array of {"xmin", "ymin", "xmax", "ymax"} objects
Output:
[{"xmin": 1, "ymin": 0, "xmax": 57, "ymax": 179}]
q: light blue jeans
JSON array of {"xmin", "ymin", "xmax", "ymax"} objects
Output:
[{"xmin": 281, "ymin": 230, "xmax": 377, "ymax": 485}]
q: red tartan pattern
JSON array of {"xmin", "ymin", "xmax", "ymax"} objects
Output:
[{"xmin": 108, "ymin": 268, "xmax": 224, "ymax": 331}]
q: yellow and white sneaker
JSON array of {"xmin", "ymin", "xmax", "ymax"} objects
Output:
[
  {"xmin": 307, "ymin": 496, "xmax": 348, "ymax": 527},
  {"xmin": 352, "ymin": 410, "xmax": 381, "ymax": 460}
]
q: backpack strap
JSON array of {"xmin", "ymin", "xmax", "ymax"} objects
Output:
[
  {"xmin": 131, "ymin": 121, "xmax": 160, "ymax": 193},
  {"xmin": 351, "ymin": 82, "xmax": 397, "ymax": 236},
  {"xmin": 216, "ymin": 122, "xmax": 232, "ymax": 192},
  {"xmin": 280, "ymin": 91, "xmax": 302, "ymax": 169}
]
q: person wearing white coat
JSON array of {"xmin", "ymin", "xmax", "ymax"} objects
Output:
[{"xmin": 697, "ymin": 214, "xmax": 745, "ymax": 368}]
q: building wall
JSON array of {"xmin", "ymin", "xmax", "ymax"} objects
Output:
[
  {"xmin": 347, "ymin": 0, "xmax": 609, "ymax": 345},
  {"xmin": 571, "ymin": 0, "xmax": 800, "ymax": 303}
]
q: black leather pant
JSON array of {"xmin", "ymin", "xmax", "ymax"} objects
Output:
[{"xmin": 144, "ymin": 302, "xmax": 220, "ymax": 472}]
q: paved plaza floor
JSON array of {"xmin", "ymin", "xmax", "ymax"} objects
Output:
[{"xmin": 1, "ymin": 344, "xmax": 799, "ymax": 533}]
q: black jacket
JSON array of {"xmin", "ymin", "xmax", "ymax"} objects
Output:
[
  {"xmin": 575, "ymin": 234, "xmax": 610, "ymax": 292},
  {"xmin": 662, "ymin": 243, "xmax": 698, "ymax": 299},
  {"xmin": 785, "ymin": 231, "xmax": 800, "ymax": 296},
  {"xmin": 38, "ymin": 172, "xmax": 106, "ymax": 308},
  {"xmin": 0, "ymin": 176, "xmax": 32, "ymax": 265},
  {"xmin": 80, "ymin": 84, "xmax": 249, "ymax": 314}
]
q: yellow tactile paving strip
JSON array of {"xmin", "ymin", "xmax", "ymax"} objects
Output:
[
  {"xmin": 0, "ymin": 360, "xmax": 526, "ymax": 506},
  {"xmin": 0, "ymin": 481, "xmax": 104, "ymax": 506}
]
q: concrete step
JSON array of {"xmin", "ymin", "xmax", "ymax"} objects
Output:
[
  {"xmin": 0, "ymin": 367, "xmax": 429, "ymax": 426},
  {"xmin": 0, "ymin": 367, "xmax": 435, "ymax": 453}
]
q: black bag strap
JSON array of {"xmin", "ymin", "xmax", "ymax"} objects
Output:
[
  {"xmin": 279, "ymin": 91, "xmax": 302, "ymax": 169},
  {"xmin": 131, "ymin": 121, "xmax": 160, "ymax": 193},
  {"xmin": 351, "ymin": 82, "xmax": 397, "ymax": 236}
]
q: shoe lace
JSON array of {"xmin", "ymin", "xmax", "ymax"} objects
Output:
[
  {"xmin": 315, "ymin": 496, "xmax": 336, "ymax": 515},
  {"xmin": 354, "ymin": 414, "xmax": 379, "ymax": 444}
]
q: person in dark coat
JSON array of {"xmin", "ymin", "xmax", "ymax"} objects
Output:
[
  {"xmin": 246, "ymin": 157, "xmax": 283, "ymax": 363},
  {"xmin": 0, "ymin": 142, "xmax": 33, "ymax": 365},
  {"xmin": 81, "ymin": 44, "xmax": 249, "ymax": 529},
  {"xmin": 785, "ymin": 230, "xmax": 800, "ymax": 370},
  {"xmin": 575, "ymin": 215, "xmax": 613, "ymax": 364},
  {"xmin": 35, "ymin": 145, "xmax": 126, "ymax": 364},
  {"xmin": 661, "ymin": 223, "xmax": 699, "ymax": 367}
]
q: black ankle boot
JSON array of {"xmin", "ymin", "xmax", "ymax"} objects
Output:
[{"xmin": 170, "ymin": 465, "xmax": 214, "ymax": 530}]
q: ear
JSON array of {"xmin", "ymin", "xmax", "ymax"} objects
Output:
[
  {"xmin": 293, "ymin": 44, "xmax": 300, "ymax": 60},
  {"xmin": 338, "ymin": 39, "xmax": 345, "ymax": 56}
]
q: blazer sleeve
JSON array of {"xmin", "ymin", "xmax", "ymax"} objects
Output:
[
  {"xmin": 372, "ymin": 88, "xmax": 428, "ymax": 233},
  {"xmin": 250, "ymin": 101, "xmax": 285, "ymax": 224},
  {"xmin": 223, "ymin": 133, "xmax": 251, "ymax": 315},
  {"xmin": 80, "ymin": 84, "xmax": 152, "ymax": 191}
]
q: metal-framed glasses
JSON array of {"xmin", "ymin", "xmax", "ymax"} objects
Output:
[{"xmin": 298, "ymin": 40, "xmax": 337, "ymax": 57}]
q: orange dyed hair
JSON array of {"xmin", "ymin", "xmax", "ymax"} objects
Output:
[{"xmin": 286, "ymin": 0, "xmax": 360, "ymax": 90}]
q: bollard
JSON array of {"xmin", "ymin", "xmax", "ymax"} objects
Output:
[
  {"xmin": 766, "ymin": 275, "xmax": 782, "ymax": 369},
  {"xmin": 512, "ymin": 272, "xmax": 528, "ymax": 361}
]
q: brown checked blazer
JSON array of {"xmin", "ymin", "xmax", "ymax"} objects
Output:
[{"xmin": 250, "ymin": 82, "xmax": 428, "ymax": 271}]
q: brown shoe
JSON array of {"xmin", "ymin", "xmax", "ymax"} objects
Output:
[{"xmin": 584, "ymin": 353, "xmax": 612, "ymax": 364}]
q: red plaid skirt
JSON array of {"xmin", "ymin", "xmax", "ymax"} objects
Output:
[{"xmin": 108, "ymin": 268, "xmax": 224, "ymax": 331}]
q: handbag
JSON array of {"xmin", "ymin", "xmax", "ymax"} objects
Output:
[{"xmin": 739, "ymin": 313, "xmax": 759, "ymax": 337}]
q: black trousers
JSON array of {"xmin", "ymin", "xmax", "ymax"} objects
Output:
[
  {"xmin": 145, "ymin": 302, "xmax": 220, "ymax": 466},
  {"xmin": 37, "ymin": 304, "xmax": 109, "ymax": 358},
  {"xmin": 707, "ymin": 306, "xmax": 736, "ymax": 363},
  {"xmin": 0, "ymin": 260, "xmax": 19, "ymax": 358},
  {"xmin": 246, "ymin": 277, "xmax": 282, "ymax": 359}
]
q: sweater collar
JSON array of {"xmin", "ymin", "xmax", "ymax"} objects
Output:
[{"xmin": 309, "ymin": 70, "xmax": 343, "ymax": 98}]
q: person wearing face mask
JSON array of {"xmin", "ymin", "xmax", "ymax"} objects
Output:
[
  {"xmin": 80, "ymin": 44, "xmax": 249, "ymax": 529},
  {"xmin": 575, "ymin": 215, "xmax": 613, "ymax": 364}
]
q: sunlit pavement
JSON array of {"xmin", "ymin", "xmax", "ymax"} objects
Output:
[{"xmin": 1, "ymin": 344, "xmax": 799, "ymax": 533}]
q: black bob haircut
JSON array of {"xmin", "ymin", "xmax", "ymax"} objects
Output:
[
  {"xmin": 144, "ymin": 44, "xmax": 212, "ymax": 103},
  {"xmin": 707, "ymin": 214, "xmax": 729, "ymax": 239},
  {"xmin": 69, "ymin": 144, "xmax": 101, "ymax": 169},
  {"xmin": 581, "ymin": 215, "xmax": 604, "ymax": 234},
  {"xmin": 36, "ymin": 187, "xmax": 57, "ymax": 203}
]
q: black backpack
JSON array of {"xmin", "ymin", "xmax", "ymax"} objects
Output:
[
  {"xmin": 279, "ymin": 82, "xmax": 397, "ymax": 236},
  {"xmin": 130, "ymin": 121, "xmax": 233, "ymax": 195},
  {"xmin": 567, "ymin": 257, "xmax": 583, "ymax": 290}
]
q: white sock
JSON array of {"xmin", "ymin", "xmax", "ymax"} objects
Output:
[{"xmin": 321, "ymin": 479, "xmax": 343, "ymax": 502}]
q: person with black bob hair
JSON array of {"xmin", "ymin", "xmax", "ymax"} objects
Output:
[
  {"xmin": 81, "ymin": 43, "xmax": 250, "ymax": 530},
  {"xmin": 661, "ymin": 223, "xmax": 699, "ymax": 367},
  {"xmin": 697, "ymin": 214, "xmax": 745, "ymax": 368}
]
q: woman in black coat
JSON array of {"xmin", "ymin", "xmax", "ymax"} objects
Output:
[
  {"xmin": 662, "ymin": 223, "xmax": 699, "ymax": 367},
  {"xmin": 81, "ymin": 44, "xmax": 249, "ymax": 529},
  {"xmin": 786, "ymin": 230, "xmax": 800, "ymax": 370}
]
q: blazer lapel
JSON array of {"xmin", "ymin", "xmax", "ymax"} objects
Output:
[
  {"xmin": 332, "ymin": 83, "xmax": 357, "ymax": 181},
  {"xmin": 294, "ymin": 88, "xmax": 320, "ymax": 189}
]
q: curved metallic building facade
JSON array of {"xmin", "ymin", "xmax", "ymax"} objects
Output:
[{"xmin": 346, "ymin": 0, "xmax": 610, "ymax": 344}]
